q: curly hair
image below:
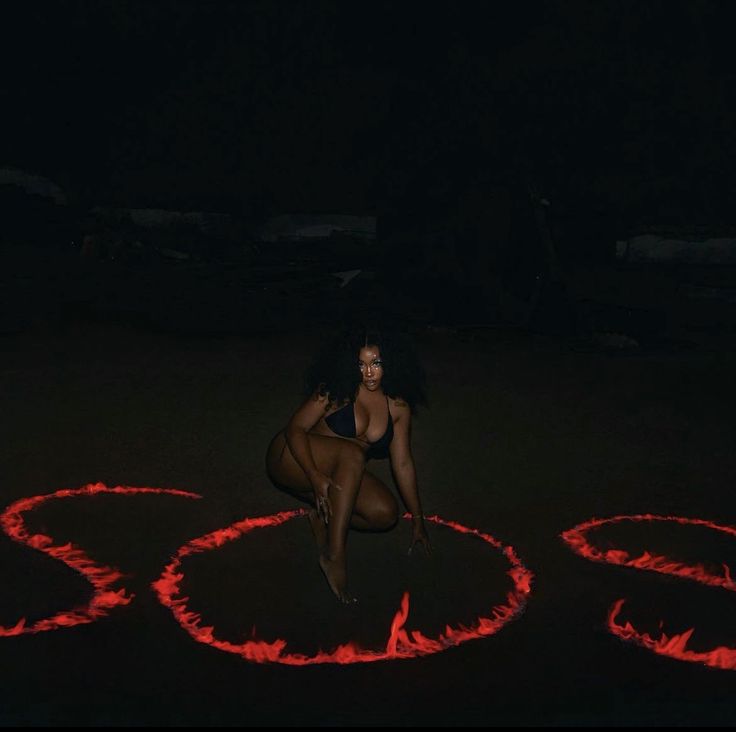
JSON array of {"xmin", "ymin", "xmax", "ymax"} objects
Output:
[{"xmin": 304, "ymin": 322, "xmax": 428, "ymax": 413}]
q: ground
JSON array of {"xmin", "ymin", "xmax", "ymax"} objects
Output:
[{"xmin": 2, "ymin": 316, "xmax": 736, "ymax": 725}]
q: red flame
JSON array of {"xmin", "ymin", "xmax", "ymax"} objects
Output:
[
  {"xmin": 561, "ymin": 514, "xmax": 736, "ymax": 670},
  {"xmin": 152, "ymin": 511, "xmax": 534, "ymax": 665},
  {"xmin": 0, "ymin": 482, "xmax": 201, "ymax": 636}
]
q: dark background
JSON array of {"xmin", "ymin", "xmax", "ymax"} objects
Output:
[{"xmin": 3, "ymin": 0, "xmax": 735, "ymax": 229}]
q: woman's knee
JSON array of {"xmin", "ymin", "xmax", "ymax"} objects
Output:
[{"xmin": 369, "ymin": 494, "xmax": 399, "ymax": 530}]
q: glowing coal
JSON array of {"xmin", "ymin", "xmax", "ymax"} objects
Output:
[
  {"xmin": 153, "ymin": 511, "xmax": 534, "ymax": 665},
  {"xmin": 561, "ymin": 514, "xmax": 736, "ymax": 670}
]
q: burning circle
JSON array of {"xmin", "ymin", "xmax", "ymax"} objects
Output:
[
  {"xmin": 0, "ymin": 483, "xmax": 201, "ymax": 636},
  {"xmin": 561, "ymin": 514, "xmax": 736, "ymax": 670},
  {"xmin": 153, "ymin": 511, "xmax": 534, "ymax": 665}
]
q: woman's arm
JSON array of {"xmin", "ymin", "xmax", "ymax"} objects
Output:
[
  {"xmin": 284, "ymin": 392, "xmax": 341, "ymax": 522},
  {"xmin": 388, "ymin": 401, "xmax": 431, "ymax": 553},
  {"xmin": 284, "ymin": 392, "xmax": 329, "ymax": 482}
]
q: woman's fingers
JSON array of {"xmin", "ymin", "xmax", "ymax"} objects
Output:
[
  {"xmin": 339, "ymin": 589, "xmax": 358, "ymax": 604},
  {"xmin": 316, "ymin": 494, "xmax": 330, "ymax": 524},
  {"xmin": 314, "ymin": 476, "xmax": 341, "ymax": 524},
  {"xmin": 408, "ymin": 536, "xmax": 432, "ymax": 556},
  {"xmin": 318, "ymin": 479, "xmax": 339, "ymax": 523}
]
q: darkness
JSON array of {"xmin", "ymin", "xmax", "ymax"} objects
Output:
[
  {"xmin": 3, "ymin": 1, "xmax": 735, "ymax": 220},
  {"xmin": 3, "ymin": 1, "xmax": 736, "ymax": 727}
]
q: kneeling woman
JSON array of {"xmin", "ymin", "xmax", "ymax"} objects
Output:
[{"xmin": 266, "ymin": 325, "xmax": 430, "ymax": 603}]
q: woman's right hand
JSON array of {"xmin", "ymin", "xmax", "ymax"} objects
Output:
[{"xmin": 308, "ymin": 470, "xmax": 341, "ymax": 524}]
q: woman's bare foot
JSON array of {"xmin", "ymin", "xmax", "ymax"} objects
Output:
[
  {"xmin": 318, "ymin": 553, "xmax": 357, "ymax": 604},
  {"xmin": 307, "ymin": 508, "xmax": 328, "ymax": 554}
]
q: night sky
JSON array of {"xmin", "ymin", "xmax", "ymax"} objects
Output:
[{"xmin": 4, "ymin": 1, "xmax": 735, "ymax": 229}]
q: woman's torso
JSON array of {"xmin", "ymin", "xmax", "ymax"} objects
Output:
[{"xmin": 310, "ymin": 390, "xmax": 394, "ymax": 458}]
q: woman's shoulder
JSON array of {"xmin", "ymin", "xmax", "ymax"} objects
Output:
[
  {"xmin": 389, "ymin": 396, "xmax": 410, "ymax": 414},
  {"xmin": 310, "ymin": 389, "xmax": 351, "ymax": 413},
  {"xmin": 306, "ymin": 389, "xmax": 332, "ymax": 411}
]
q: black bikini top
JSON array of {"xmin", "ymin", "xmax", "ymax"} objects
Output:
[{"xmin": 324, "ymin": 396, "xmax": 394, "ymax": 460}]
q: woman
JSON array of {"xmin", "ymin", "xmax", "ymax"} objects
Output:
[{"xmin": 266, "ymin": 324, "xmax": 430, "ymax": 604}]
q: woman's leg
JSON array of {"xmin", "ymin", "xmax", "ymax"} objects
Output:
[
  {"xmin": 317, "ymin": 466, "xmax": 398, "ymax": 604},
  {"xmin": 266, "ymin": 432, "xmax": 367, "ymax": 602},
  {"xmin": 266, "ymin": 432, "xmax": 398, "ymax": 531},
  {"xmin": 352, "ymin": 471, "xmax": 399, "ymax": 531}
]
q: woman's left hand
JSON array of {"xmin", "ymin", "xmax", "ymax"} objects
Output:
[{"xmin": 408, "ymin": 519, "xmax": 432, "ymax": 556}]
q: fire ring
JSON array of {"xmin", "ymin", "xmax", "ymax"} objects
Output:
[
  {"xmin": 153, "ymin": 511, "xmax": 534, "ymax": 665},
  {"xmin": 561, "ymin": 513, "xmax": 736, "ymax": 670},
  {"xmin": 0, "ymin": 483, "xmax": 202, "ymax": 636}
]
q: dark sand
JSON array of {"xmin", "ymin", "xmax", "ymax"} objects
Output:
[{"xmin": 2, "ymin": 318, "xmax": 736, "ymax": 725}]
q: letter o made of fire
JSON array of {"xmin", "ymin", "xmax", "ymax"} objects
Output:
[
  {"xmin": 153, "ymin": 511, "xmax": 534, "ymax": 665},
  {"xmin": 561, "ymin": 514, "xmax": 736, "ymax": 671}
]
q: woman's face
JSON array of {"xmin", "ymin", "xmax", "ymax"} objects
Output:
[{"xmin": 358, "ymin": 344, "xmax": 384, "ymax": 392}]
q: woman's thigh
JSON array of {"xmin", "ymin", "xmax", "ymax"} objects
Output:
[
  {"xmin": 354, "ymin": 470, "xmax": 399, "ymax": 528},
  {"xmin": 266, "ymin": 433, "xmax": 397, "ymax": 526},
  {"xmin": 266, "ymin": 430, "xmax": 361, "ymax": 495}
]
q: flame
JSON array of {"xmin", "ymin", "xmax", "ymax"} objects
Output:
[
  {"xmin": 0, "ymin": 482, "xmax": 201, "ymax": 636},
  {"xmin": 153, "ymin": 511, "xmax": 534, "ymax": 665},
  {"xmin": 561, "ymin": 514, "xmax": 736, "ymax": 670}
]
